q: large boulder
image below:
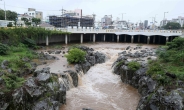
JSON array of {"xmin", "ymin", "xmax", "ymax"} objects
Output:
[
  {"xmin": 94, "ymin": 51, "xmax": 106, "ymax": 64},
  {"xmin": 137, "ymin": 88, "xmax": 184, "ymax": 110}
]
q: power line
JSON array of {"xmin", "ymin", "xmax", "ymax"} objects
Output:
[{"xmin": 0, "ymin": 3, "xmax": 60, "ymax": 11}]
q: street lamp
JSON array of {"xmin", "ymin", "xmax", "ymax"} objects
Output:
[
  {"xmin": 121, "ymin": 13, "xmax": 126, "ymax": 21},
  {"xmin": 163, "ymin": 12, "xmax": 168, "ymax": 26},
  {"xmin": 0, "ymin": 0, "xmax": 6, "ymax": 20}
]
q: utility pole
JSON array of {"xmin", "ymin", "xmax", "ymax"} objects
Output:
[
  {"xmin": 121, "ymin": 13, "xmax": 126, "ymax": 21},
  {"xmin": 0, "ymin": 0, "xmax": 6, "ymax": 20},
  {"xmin": 163, "ymin": 12, "xmax": 168, "ymax": 26}
]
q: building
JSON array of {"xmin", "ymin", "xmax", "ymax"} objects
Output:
[
  {"xmin": 0, "ymin": 20, "xmax": 14, "ymax": 27},
  {"xmin": 160, "ymin": 16, "xmax": 184, "ymax": 27},
  {"xmin": 49, "ymin": 9, "xmax": 95, "ymax": 28},
  {"xmin": 139, "ymin": 22, "xmax": 144, "ymax": 29},
  {"xmin": 144, "ymin": 20, "xmax": 148, "ymax": 29},
  {"xmin": 101, "ymin": 15, "xmax": 112, "ymax": 27},
  {"xmin": 24, "ymin": 8, "xmax": 43, "ymax": 20}
]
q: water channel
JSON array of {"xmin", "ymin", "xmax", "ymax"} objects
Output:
[{"xmin": 37, "ymin": 42, "xmax": 158, "ymax": 110}]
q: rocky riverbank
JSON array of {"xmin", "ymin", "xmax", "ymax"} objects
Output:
[
  {"xmin": 112, "ymin": 45, "xmax": 184, "ymax": 110},
  {"xmin": 0, "ymin": 45, "xmax": 106, "ymax": 110}
]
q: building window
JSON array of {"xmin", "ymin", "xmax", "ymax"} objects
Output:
[
  {"xmin": 29, "ymin": 13, "xmax": 31, "ymax": 15},
  {"xmin": 40, "ymin": 13, "xmax": 41, "ymax": 15},
  {"xmin": 32, "ymin": 13, "xmax": 34, "ymax": 15}
]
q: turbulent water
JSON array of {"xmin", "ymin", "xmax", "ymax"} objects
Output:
[
  {"xmin": 37, "ymin": 43, "xmax": 158, "ymax": 110},
  {"xmin": 60, "ymin": 47, "xmax": 140, "ymax": 110}
]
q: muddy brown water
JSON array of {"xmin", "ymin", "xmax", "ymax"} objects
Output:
[{"xmin": 36, "ymin": 42, "xmax": 159, "ymax": 110}]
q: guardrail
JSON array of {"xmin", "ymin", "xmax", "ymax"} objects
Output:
[{"xmin": 46, "ymin": 27, "xmax": 182, "ymax": 34}]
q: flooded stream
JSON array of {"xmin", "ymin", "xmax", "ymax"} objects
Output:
[{"xmin": 37, "ymin": 43, "xmax": 159, "ymax": 110}]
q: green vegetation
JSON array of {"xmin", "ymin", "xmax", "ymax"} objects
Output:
[
  {"xmin": 0, "ymin": 27, "xmax": 70, "ymax": 45},
  {"xmin": 0, "ymin": 10, "xmax": 17, "ymax": 21},
  {"xmin": 32, "ymin": 18, "xmax": 41, "ymax": 26},
  {"xmin": 1, "ymin": 73, "xmax": 25, "ymax": 91},
  {"xmin": 117, "ymin": 60, "xmax": 124, "ymax": 67},
  {"xmin": 163, "ymin": 22, "xmax": 181, "ymax": 30},
  {"xmin": 127, "ymin": 61, "xmax": 141, "ymax": 71},
  {"xmin": 65, "ymin": 48, "xmax": 86, "ymax": 64},
  {"xmin": 147, "ymin": 37, "xmax": 184, "ymax": 85},
  {"xmin": 0, "ymin": 43, "xmax": 9, "ymax": 55}
]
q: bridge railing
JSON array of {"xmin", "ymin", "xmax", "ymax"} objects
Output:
[{"xmin": 53, "ymin": 28, "xmax": 182, "ymax": 33}]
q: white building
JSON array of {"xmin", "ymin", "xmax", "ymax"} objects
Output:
[
  {"xmin": 160, "ymin": 16, "xmax": 184, "ymax": 27},
  {"xmin": 0, "ymin": 20, "xmax": 14, "ymax": 27},
  {"xmin": 24, "ymin": 8, "xmax": 43, "ymax": 20}
]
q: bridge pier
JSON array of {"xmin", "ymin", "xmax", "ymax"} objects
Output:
[
  {"xmin": 117, "ymin": 35, "xmax": 119, "ymax": 42},
  {"xmin": 147, "ymin": 36, "xmax": 150, "ymax": 44},
  {"xmin": 112, "ymin": 35, "xmax": 114, "ymax": 42},
  {"xmin": 153, "ymin": 36, "xmax": 155, "ymax": 44},
  {"xmin": 65, "ymin": 34, "xmax": 68, "ymax": 44},
  {"xmin": 46, "ymin": 36, "xmax": 49, "ymax": 46},
  {"xmin": 138, "ymin": 35, "xmax": 140, "ymax": 43},
  {"xmin": 131, "ymin": 36, "xmax": 134, "ymax": 43},
  {"xmin": 124, "ymin": 35, "xmax": 126, "ymax": 42},
  {"xmin": 104, "ymin": 35, "xmax": 106, "ymax": 42},
  {"xmin": 80, "ymin": 34, "xmax": 83, "ymax": 43},
  {"xmin": 166, "ymin": 37, "xmax": 169, "ymax": 43},
  {"xmin": 93, "ymin": 34, "xmax": 95, "ymax": 42}
]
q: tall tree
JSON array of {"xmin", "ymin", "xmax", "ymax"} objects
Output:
[
  {"xmin": 32, "ymin": 18, "xmax": 41, "ymax": 26},
  {"xmin": 0, "ymin": 10, "xmax": 17, "ymax": 21},
  {"xmin": 164, "ymin": 22, "xmax": 181, "ymax": 30}
]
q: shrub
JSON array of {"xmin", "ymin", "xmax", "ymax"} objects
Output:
[
  {"xmin": 116, "ymin": 60, "xmax": 124, "ymax": 67},
  {"xmin": 22, "ymin": 37, "xmax": 36, "ymax": 48},
  {"xmin": 1, "ymin": 73, "xmax": 25, "ymax": 90},
  {"xmin": 0, "ymin": 43, "xmax": 9, "ymax": 55},
  {"xmin": 65, "ymin": 48, "xmax": 86, "ymax": 63},
  {"xmin": 127, "ymin": 61, "xmax": 140, "ymax": 71}
]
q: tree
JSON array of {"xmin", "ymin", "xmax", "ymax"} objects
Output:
[
  {"xmin": 7, "ymin": 22, "xmax": 12, "ymax": 27},
  {"xmin": 32, "ymin": 18, "xmax": 41, "ymax": 26},
  {"xmin": 21, "ymin": 17, "xmax": 31, "ymax": 26},
  {"xmin": 21, "ymin": 17, "xmax": 28, "ymax": 23},
  {"xmin": 6, "ymin": 10, "xmax": 17, "ymax": 21},
  {"xmin": 163, "ymin": 22, "xmax": 181, "ymax": 30}
]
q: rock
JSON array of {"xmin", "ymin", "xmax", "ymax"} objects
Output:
[
  {"xmin": 82, "ymin": 108, "xmax": 93, "ymax": 110},
  {"xmin": 75, "ymin": 64, "xmax": 83, "ymax": 73},
  {"xmin": 24, "ymin": 77, "xmax": 44, "ymax": 97},
  {"xmin": 36, "ymin": 73, "xmax": 51, "ymax": 82},
  {"xmin": 118, "ymin": 51, "xmax": 126, "ymax": 55},
  {"xmin": 48, "ymin": 50, "xmax": 54, "ymax": 54},
  {"xmin": 12, "ymin": 87, "xmax": 24, "ymax": 104},
  {"xmin": 67, "ymin": 70, "xmax": 78, "ymax": 87},
  {"xmin": 81, "ymin": 61, "xmax": 91, "ymax": 74},
  {"xmin": 55, "ymin": 50, "xmax": 61, "ymax": 54},
  {"xmin": 117, "ymin": 55, "xmax": 128, "ymax": 61},
  {"xmin": 94, "ymin": 51, "xmax": 106, "ymax": 64},
  {"xmin": 1, "ymin": 60, "xmax": 8, "ymax": 69},
  {"xmin": 140, "ymin": 50, "xmax": 146, "ymax": 53},
  {"xmin": 86, "ymin": 56, "xmax": 96, "ymax": 66},
  {"xmin": 137, "ymin": 88, "xmax": 184, "ymax": 110},
  {"xmin": 22, "ymin": 57, "xmax": 30, "ymax": 62},
  {"xmin": 33, "ymin": 98, "xmax": 59, "ymax": 110},
  {"xmin": 126, "ymin": 46, "xmax": 130, "ymax": 50}
]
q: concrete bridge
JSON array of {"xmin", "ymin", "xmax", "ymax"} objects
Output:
[{"xmin": 42, "ymin": 28, "xmax": 183, "ymax": 45}]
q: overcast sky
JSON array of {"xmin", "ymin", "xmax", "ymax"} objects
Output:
[{"xmin": 0, "ymin": 0, "xmax": 184, "ymax": 25}]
